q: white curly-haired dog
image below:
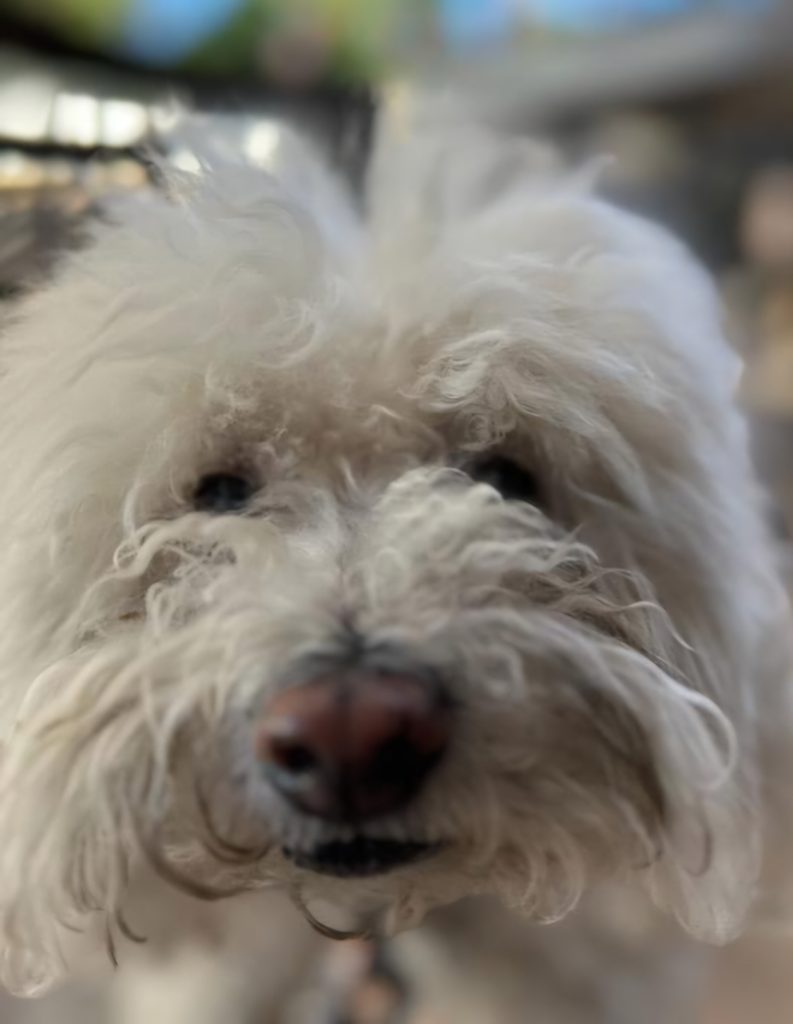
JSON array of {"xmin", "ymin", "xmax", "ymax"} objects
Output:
[{"xmin": 0, "ymin": 106, "xmax": 790, "ymax": 1021}]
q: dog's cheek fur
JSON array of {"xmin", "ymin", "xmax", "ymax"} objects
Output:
[
  {"xmin": 376, "ymin": 132, "xmax": 790, "ymax": 942},
  {"xmin": 0, "ymin": 512, "xmax": 347, "ymax": 993},
  {"xmin": 342, "ymin": 471, "xmax": 768, "ymax": 942}
]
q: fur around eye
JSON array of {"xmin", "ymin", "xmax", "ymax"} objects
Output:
[
  {"xmin": 193, "ymin": 472, "xmax": 256, "ymax": 513},
  {"xmin": 467, "ymin": 455, "xmax": 540, "ymax": 505}
]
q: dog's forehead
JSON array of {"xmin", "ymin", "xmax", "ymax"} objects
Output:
[{"xmin": 0, "ymin": 163, "xmax": 741, "ymax": 496}]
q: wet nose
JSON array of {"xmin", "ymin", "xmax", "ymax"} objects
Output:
[{"xmin": 255, "ymin": 672, "xmax": 451, "ymax": 823}]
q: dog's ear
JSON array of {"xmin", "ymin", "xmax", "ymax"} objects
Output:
[
  {"xmin": 644, "ymin": 578, "xmax": 793, "ymax": 945},
  {"xmin": 648, "ymin": 774, "xmax": 760, "ymax": 945},
  {"xmin": 629, "ymin": 673, "xmax": 762, "ymax": 945},
  {"xmin": 0, "ymin": 727, "xmax": 105, "ymax": 995},
  {"xmin": 0, "ymin": 852, "xmax": 77, "ymax": 996},
  {"xmin": 580, "ymin": 653, "xmax": 762, "ymax": 945},
  {"xmin": 0, "ymin": 932, "xmax": 69, "ymax": 998},
  {"xmin": 579, "ymin": 613, "xmax": 773, "ymax": 945}
]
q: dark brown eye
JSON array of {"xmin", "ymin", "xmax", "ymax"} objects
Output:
[
  {"xmin": 468, "ymin": 455, "xmax": 540, "ymax": 505},
  {"xmin": 193, "ymin": 472, "xmax": 256, "ymax": 513}
]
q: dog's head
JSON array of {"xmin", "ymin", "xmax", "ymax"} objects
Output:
[{"xmin": 0, "ymin": 120, "xmax": 784, "ymax": 992}]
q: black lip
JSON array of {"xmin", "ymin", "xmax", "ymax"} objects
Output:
[{"xmin": 283, "ymin": 837, "xmax": 437, "ymax": 878}]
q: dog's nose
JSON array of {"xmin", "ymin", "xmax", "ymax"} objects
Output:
[{"xmin": 255, "ymin": 672, "xmax": 451, "ymax": 822}]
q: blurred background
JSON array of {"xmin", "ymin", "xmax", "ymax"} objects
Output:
[{"xmin": 0, "ymin": 1, "xmax": 793, "ymax": 1021}]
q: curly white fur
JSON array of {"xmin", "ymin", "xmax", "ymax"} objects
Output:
[{"xmin": 0, "ymin": 111, "xmax": 788, "ymax": 996}]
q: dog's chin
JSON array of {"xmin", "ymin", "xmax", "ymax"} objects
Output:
[{"xmin": 283, "ymin": 836, "xmax": 440, "ymax": 879}]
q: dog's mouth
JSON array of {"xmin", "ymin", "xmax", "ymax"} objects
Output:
[{"xmin": 283, "ymin": 836, "xmax": 438, "ymax": 878}]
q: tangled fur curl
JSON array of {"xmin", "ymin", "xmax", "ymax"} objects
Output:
[{"xmin": 0, "ymin": 112, "xmax": 789, "ymax": 995}]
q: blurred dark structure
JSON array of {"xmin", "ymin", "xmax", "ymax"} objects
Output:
[{"xmin": 0, "ymin": 6, "xmax": 375, "ymax": 295}]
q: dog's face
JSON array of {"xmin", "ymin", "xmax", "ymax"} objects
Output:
[{"xmin": 0, "ymin": 128, "xmax": 782, "ymax": 992}]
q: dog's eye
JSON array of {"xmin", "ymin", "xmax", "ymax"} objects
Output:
[
  {"xmin": 468, "ymin": 455, "xmax": 540, "ymax": 504},
  {"xmin": 193, "ymin": 472, "xmax": 256, "ymax": 513}
]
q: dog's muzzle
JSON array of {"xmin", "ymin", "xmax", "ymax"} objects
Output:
[{"xmin": 254, "ymin": 667, "xmax": 451, "ymax": 876}]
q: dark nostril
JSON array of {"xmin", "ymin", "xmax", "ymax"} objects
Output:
[
  {"xmin": 268, "ymin": 739, "xmax": 317, "ymax": 774},
  {"xmin": 255, "ymin": 671, "xmax": 451, "ymax": 823},
  {"xmin": 370, "ymin": 734, "xmax": 434, "ymax": 789}
]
